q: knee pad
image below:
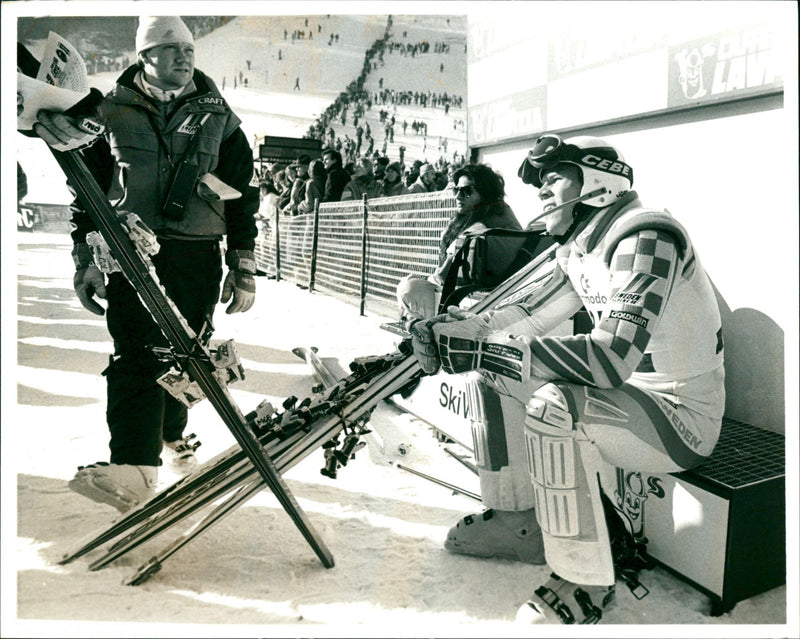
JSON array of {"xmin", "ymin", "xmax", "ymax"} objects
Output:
[
  {"xmin": 523, "ymin": 382, "xmax": 614, "ymax": 584},
  {"xmin": 524, "ymin": 383, "xmax": 580, "ymax": 537}
]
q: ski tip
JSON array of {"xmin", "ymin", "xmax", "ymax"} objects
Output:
[{"xmin": 291, "ymin": 346, "xmax": 318, "ymax": 359}]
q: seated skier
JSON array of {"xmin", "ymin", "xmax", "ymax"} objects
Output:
[{"xmin": 409, "ymin": 134, "xmax": 725, "ymax": 623}]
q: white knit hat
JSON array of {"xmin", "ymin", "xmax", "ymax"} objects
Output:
[{"xmin": 135, "ymin": 16, "xmax": 194, "ymax": 55}]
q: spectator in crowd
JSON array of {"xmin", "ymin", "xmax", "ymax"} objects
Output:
[
  {"xmin": 31, "ymin": 16, "xmax": 258, "ymax": 511},
  {"xmin": 297, "ymin": 159, "xmax": 327, "ymax": 214},
  {"xmin": 273, "ymin": 168, "xmax": 288, "ymax": 204},
  {"xmin": 445, "ymin": 163, "xmax": 460, "ymax": 189},
  {"xmin": 276, "ymin": 164, "xmax": 297, "ymax": 212},
  {"xmin": 321, "ymin": 147, "xmax": 351, "ymax": 202},
  {"xmin": 397, "ymin": 163, "xmax": 521, "ymax": 324},
  {"xmin": 341, "ymin": 157, "xmax": 382, "ymax": 201},
  {"xmin": 407, "ymin": 162, "xmax": 438, "ymax": 194},
  {"xmin": 257, "ymin": 177, "xmax": 280, "ymax": 222},
  {"xmin": 282, "ymin": 154, "xmax": 310, "ymax": 216},
  {"xmin": 374, "ymin": 155, "xmax": 390, "ymax": 181},
  {"xmin": 379, "ymin": 161, "xmax": 408, "ymax": 197}
]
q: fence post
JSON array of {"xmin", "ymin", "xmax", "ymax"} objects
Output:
[
  {"xmin": 274, "ymin": 205, "xmax": 281, "ymax": 282},
  {"xmin": 308, "ymin": 199, "xmax": 320, "ymax": 292},
  {"xmin": 359, "ymin": 193, "xmax": 368, "ymax": 316}
]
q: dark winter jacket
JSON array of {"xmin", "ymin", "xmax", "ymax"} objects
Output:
[
  {"xmin": 341, "ymin": 175, "xmax": 382, "ymax": 201},
  {"xmin": 438, "ymin": 201, "xmax": 521, "ymax": 265},
  {"xmin": 298, "ymin": 175, "xmax": 326, "ymax": 214},
  {"xmin": 322, "ymin": 164, "xmax": 351, "ymax": 202},
  {"xmin": 70, "ymin": 65, "xmax": 257, "ymax": 251},
  {"xmin": 379, "ymin": 180, "xmax": 409, "ymax": 197}
]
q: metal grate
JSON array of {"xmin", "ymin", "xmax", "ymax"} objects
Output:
[{"xmin": 678, "ymin": 417, "xmax": 785, "ymax": 489}]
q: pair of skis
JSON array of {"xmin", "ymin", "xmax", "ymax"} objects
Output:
[{"xmin": 53, "ymin": 146, "xmax": 558, "ymax": 582}]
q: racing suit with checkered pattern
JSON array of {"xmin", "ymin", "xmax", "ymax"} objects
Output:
[{"xmin": 452, "ymin": 191, "xmax": 725, "ymax": 585}]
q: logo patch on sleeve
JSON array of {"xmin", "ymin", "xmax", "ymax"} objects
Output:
[
  {"xmin": 609, "ymin": 310, "xmax": 648, "ymax": 328},
  {"xmin": 610, "ymin": 291, "xmax": 642, "ymax": 305}
]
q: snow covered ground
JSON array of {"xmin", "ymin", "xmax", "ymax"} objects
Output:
[
  {"xmin": 5, "ymin": 8, "xmax": 795, "ymax": 639},
  {"xmin": 3, "ymin": 233, "xmax": 791, "ymax": 638}
]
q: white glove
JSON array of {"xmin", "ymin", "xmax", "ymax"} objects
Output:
[
  {"xmin": 397, "ymin": 275, "xmax": 439, "ymax": 323},
  {"xmin": 34, "ymin": 112, "xmax": 102, "ymax": 151},
  {"xmin": 221, "ymin": 249, "xmax": 257, "ymax": 314},
  {"xmin": 74, "ymin": 265, "xmax": 107, "ymax": 315}
]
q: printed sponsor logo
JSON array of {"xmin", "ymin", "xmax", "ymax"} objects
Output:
[
  {"xmin": 613, "ymin": 469, "xmax": 665, "ymax": 539},
  {"xmin": 611, "ymin": 291, "xmax": 642, "ymax": 305},
  {"xmin": 669, "ymin": 24, "xmax": 781, "ymax": 106},
  {"xmin": 439, "ymin": 381, "xmax": 472, "ymax": 419},
  {"xmin": 580, "ymin": 293, "xmax": 608, "ymax": 306},
  {"xmin": 580, "ymin": 154, "xmax": 632, "ymax": 178},
  {"xmin": 609, "ymin": 309, "xmax": 648, "ymax": 327},
  {"xmin": 178, "ymin": 122, "xmax": 201, "ymax": 135},
  {"xmin": 197, "ymin": 96, "xmax": 225, "ymax": 106}
]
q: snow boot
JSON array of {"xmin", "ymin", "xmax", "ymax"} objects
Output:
[
  {"xmin": 68, "ymin": 462, "xmax": 157, "ymax": 513},
  {"xmin": 162, "ymin": 433, "xmax": 201, "ymax": 475},
  {"xmin": 516, "ymin": 573, "xmax": 616, "ymax": 624},
  {"xmin": 444, "ymin": 508, "xmax": 545, "ymax": 564}
]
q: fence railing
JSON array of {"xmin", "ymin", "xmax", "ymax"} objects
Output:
[{"xmin": 254, "ymin": 191, "xmax": 456, "ymax": 317}]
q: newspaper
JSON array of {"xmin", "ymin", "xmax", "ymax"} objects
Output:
[{"xmin": 17, "ymin": 31, "xmax": 91, "ymax": 131}]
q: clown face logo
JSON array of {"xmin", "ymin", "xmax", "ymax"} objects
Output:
[
  {"xmin": 674, "ymin": 43, "xmax": 716, "ymax": 99},
  {"xmin": 613, "ymin": 469, "xmax": 665, "ymax": 540}
]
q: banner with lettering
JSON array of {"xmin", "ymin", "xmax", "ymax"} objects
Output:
[{"xmin": 668, "ymin": 23, "xmax": 782, "ymax": 107}]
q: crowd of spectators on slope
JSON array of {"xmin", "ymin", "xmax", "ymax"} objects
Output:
[
  {"xmin": 254, "ymin": 149, "xmax": 472, "ymax": 222},
  {"xmin": 374, "ymin": 89, "xmax": 463, "ymax": 111},
  {"xmin": 386, "ymin": 39, "xmax": 455, "ymax": 57}
]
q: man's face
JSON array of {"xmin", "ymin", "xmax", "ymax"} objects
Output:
[
  {"xmin": 141, "ymin": 42, "xmax": 195, "ymax": 90},
  {"xmin": 321, "ymin": 154, "xmax": 335, "ymax": 170},
  {"xmin": 296, "ymin": 164, "xmax": 309, "ymax": 177},
  {"xmin": 538, "ymin": 165, "xmax": 583, "ymax": 236}
]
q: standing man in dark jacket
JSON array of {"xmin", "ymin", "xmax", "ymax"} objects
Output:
[
  {"xmin": 320, "ymin": 147, "xmax": 351, "ymax": 202},
  {"xmin": 33, "ymin": 16, "xmax": 259, "ymax": 511}
]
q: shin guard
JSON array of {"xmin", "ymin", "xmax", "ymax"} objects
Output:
[
  {"xmin": 524, "ymin": 383, "xmax": 614, "ymax": 586},
  {"xmin": 467, "ymin": 377, "xmax": 535, "ymax": 510}
]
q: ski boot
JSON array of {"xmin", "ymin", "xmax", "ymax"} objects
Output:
[
  {"xmin": 68, "ymin": 462, "xmax": 157, "ymax": 513},
  {"xmin": 162, "ymin": 433, "xmax": 201, "ymax": 475},
  {"xmin": 444, "ymin": 508, "xmax": 545, "ymax": 564},
  {"xmin": 516, "ymin": 573, "xmax": 616, "ymax": 624}
]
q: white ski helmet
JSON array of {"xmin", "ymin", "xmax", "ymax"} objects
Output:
[{"xmin": 523, "ymin": 134, "xmax": 633, "ymax": 207}]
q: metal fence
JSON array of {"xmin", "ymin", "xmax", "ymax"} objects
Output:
[{"xmin": 255, "ymin": 191, "xmax": 456, "ymax": 317}]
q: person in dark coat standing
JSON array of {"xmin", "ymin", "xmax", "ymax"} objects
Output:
[
  {"xmin": 31, "ymin": 16, "xmax": 258, "ymax": 512},
  {"xmin": 320, "ymin": 147, "xmax": 351, "ymax": 202}
]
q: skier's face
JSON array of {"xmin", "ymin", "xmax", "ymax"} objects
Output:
[
  {"xmin": 538, "ymin": 165, "xmax": 582, "ymax": 236},
  {"xmin": 141, "ymin": 42, "xmax": 195, "ymax": 90}
]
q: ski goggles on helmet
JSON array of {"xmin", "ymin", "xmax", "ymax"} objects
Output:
[{"xmin": 522, "ymin": 134, "xmax": 634, "ymax": 189}]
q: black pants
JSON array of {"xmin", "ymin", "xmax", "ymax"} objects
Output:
[{"xmin": 103, "ymin": 239, "xmax": 222, "ymax": 466}]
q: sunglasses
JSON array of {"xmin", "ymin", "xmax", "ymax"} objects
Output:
[{"xmin": 452, "ymin": 184, "xmax": 476, "ymax": 197}]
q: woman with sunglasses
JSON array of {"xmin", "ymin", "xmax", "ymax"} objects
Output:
[
  {"xmin": 410, "ymin": 134, "xmax": 724, "ymax": 625},
  {"xmin": 397, "ymin": 163, "xmax": 522, "ymax": 323}
]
